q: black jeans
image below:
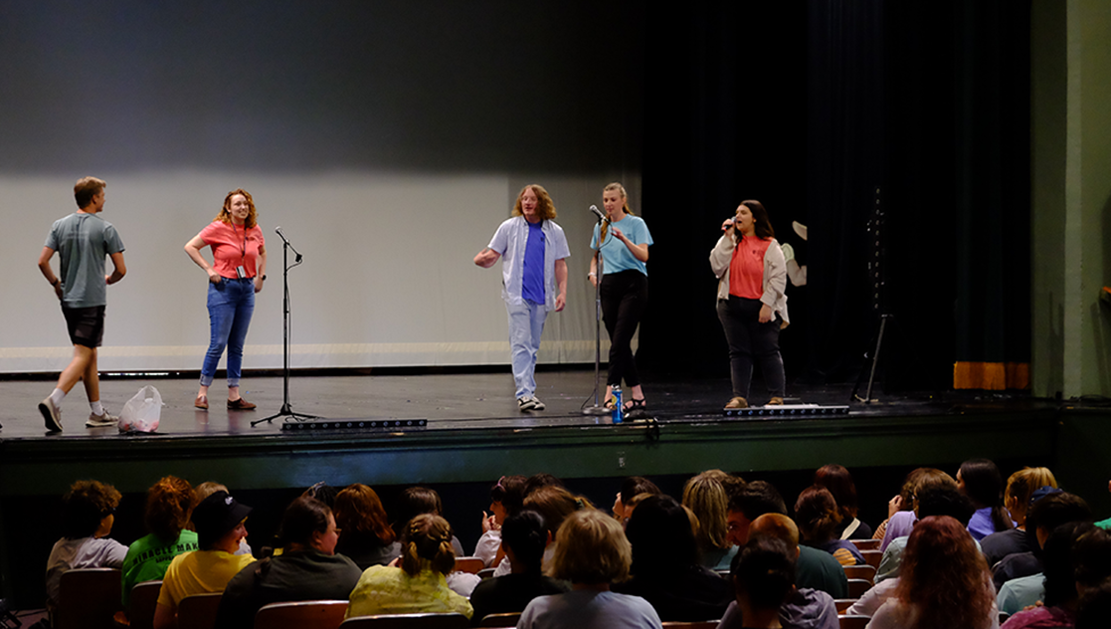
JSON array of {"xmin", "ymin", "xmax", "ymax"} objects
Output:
[
  {"xmin": 716, "ymin": 295, "xmax": 785, "ymax": 399},
  {"xmin": 601, "ymin": 270, "xmax": 649, "ymax": 388}
]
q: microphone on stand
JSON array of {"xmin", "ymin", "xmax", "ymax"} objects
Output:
[
  {"xmin": 589, "ymin": 205, "xmax": 608, "ymax": 223},
  {"xmin": 274, "ymin": 226, "xmax": 303, "ymax": 262}
]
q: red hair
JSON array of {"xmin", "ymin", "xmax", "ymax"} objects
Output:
[
  {"xmin": 895, "ymin": 516, "xmax": 993, "ymax": 629},
  {"xmin": 334, "ymin": 483, "xmax": 395, "ymax": 545}
]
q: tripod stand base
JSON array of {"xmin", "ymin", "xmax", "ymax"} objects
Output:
[
  {"xmin": 582, "ymin": 405, "xmax": 611, "ymax": 416},
  {"xmin": 252, "ymin": 403, "xmax": 321, "ymax": 426}
]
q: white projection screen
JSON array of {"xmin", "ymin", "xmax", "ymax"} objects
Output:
[{"xmin": 0, "ymin": 1, "xmax": 644, "ymax": 373}]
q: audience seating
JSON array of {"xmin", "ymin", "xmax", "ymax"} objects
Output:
[
  {"xmin": 453, "ymin": 557, "xmax": 485, "ymax": 574},
  {"xmin": 860, "ymin": 549, "xmax": 882, "ymax": 569},
  {"xmin": 833, "ymin": 599, "xmax": 857, "ymax": 613},
  {"xmin": 339, "ymin": 613, "xmax": 470, "ymax": 628},
  {"xmin": 846, "ymin": 578, "xmax": 871, "ymax": 599},
  {"xmin": 839, "ymin": 615, "xmax": 870, "ymax": 629},
  {"xmin": 477, "ymin": 612, "xmax": 521, "ymax": 627},
  {"xmin": 178, "ymin": 592, "xmax": 222, "ymax": 629},
  {"xmin": 661, "ymin": 622, "xmax": 720, "ymax": 628},
  {"xmin": 128, "ymin": 580, "xmax": 163, "ymax": 629},
  {"xmin": 843, "ymin": 564, "xmax": 876, "ymax": 584},
  {"xmin": 255, "ymin": 600, "xmax": 349, "ymax": 629},
  {"xmin": 850, "ymin": 539, "xmax": 880, "ymax": 551},
  {"xmin": 476, "ymin": 567, "xmax": 496, "ymax": 580},
  {"xmin": 56, "ymin": 567, "xmax": 123, "ymax": 629}
]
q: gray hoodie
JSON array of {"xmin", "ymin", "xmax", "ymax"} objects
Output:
[{"xmin": 716, "ymin": 588, "xmax": 838, "ymax": 629}]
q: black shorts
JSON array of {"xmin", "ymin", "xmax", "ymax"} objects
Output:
[{"xmin": 62, "ymin": 305, "xmax": 106, "ymax": 348}]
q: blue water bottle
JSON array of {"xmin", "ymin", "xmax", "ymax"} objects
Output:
[{"xmin": 612, "ymin": 386, "xmax": 623, "ymax": 424}]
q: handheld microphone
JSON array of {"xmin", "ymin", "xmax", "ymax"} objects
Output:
[{"xmin": 589, "ymin": 205, "xmax": 607, "ymax": 222}]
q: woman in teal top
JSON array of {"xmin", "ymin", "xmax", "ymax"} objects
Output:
[{"xmin": 589, "ymin": 183, "xmax": 653, "ymax": 413}]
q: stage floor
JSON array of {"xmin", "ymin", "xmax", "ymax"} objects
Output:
[{"xmin": 0, "ymin": 369, "xmax": 1044, "ymax": 439}]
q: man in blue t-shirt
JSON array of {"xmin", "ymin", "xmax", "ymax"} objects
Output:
[
  {"xmin": 36, "ymin": 176, "xmax": 127, "ymax": 432},
  {"xmin": 475, "ymin": 184, "xmax": 570, "ymax": 411}
]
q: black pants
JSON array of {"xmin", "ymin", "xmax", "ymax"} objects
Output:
[
  {"xmin": 601, "ymin": 270, "xmax": 648, "ymax": 388},
  {"xmin": 716, "ymin": 295, "xmax": 785, "ymax": 399}
]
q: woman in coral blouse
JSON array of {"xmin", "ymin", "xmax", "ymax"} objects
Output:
[
  {"xmin": 709, "ymin": 200, "xmax": 788, "ymax": 409},
  {"xmin": 184, "ymin": 189, "xmax": 267, "ymax": 410}
]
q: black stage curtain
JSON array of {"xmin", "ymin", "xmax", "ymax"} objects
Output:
[{"xmin": 639, "ymin": 1, "xmax": 1030, "ymax": 391}]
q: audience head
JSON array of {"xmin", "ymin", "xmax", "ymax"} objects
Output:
[
  {"xmin": 915, "ymin": 484, "xmax": 976, "ymax": 525},
  {"xmin": 334, "ymin": 483, "xmax": 395, "ymax": 545},
  {"xmin": 793, "ymin": 485, "xmax": 842, "ymax": 545},
  {"xmin": 523, "ymin": 473, "xmax": 564, "ymax": 497},
  {"xmin": 399, "ymin": 513, "xmax": 456, "ymax": 577},
  {"xmin": 144, "ymin": 476, "xmax": 194, "ymax": 543},
  {"xmin": 275, "ymin": 496, "xmax": 338, "ymax": 555},
  {"xmin": 489, "ymin": 475, "xmax": 528, "ymax": 521},
  {"xmin": 614, "ymin": 476, "xmax": 661, "ymax": 521},
  {"xmin": 683, "ymin": 470, "xmax": 732, "ymax": 551},
  {"xmin": 748, "ymin": 513, "xmax": 801, "ymax": 551},
  {"xmin": 61, "ymin": 480, "xmax": 122, "ymax": 540},
  {"xmin": 395, "ymin": 486, "xmax": 445, "ymax": 535},
  {"xmin": 1077, "ymin": 579, "xmax": 1111, "ymax": 629},
  {"xmin": 898, "ymin": 468, "xmax": 956, "ymax": 513},
  {"xmin": 523, "ymin": 485, "xmax": 590, "ymax": 539},
  {"xmin": 730, "ymin": 537, "xmax": 796, "ymax": 613},
  {"xmin": 500, "ymin": 510, "xmax": 549, "ymax": 574},
  {"xmin": 1074, "ymin": 526, "xmax": 1111, "ymax": 592},
  {"xmin": 895, "ymin": 516, "xmax": 992, "ymax": 628},
  {"xmin": 893, "ymin": 520, "xmax": 991, "ymax": 626},
  {"xmin": 1041, "ymin": 522, "xmax": 1096, "ymax": 607},
  {"xmin": 726, "ymin": 481, "xmax": 788, "ymax": 547},
  {"xmin": 958, "ymin": 458, "xmax": 1011, "ymax": 532},
  {"xmin": 1003, "ymin": 467, "xmax": 1057, "ymax": 527},
  {"xmin": 302, "ymin": 481, "xmax": 340, "ymax": 509},
  {"xmin": 192, "ymin": 490, "xmax": 252, "ymax": 552},
  {"xmin": 193, "ymin": 482, "xmax": 229, "ymax": 506},
  {"xmin": 813, "ymin": 464, "xmax": 860, "ymax": 520},
  {"xmin": 1027, "ymin": 491, "xmax": 1093, "ymax": 548},
  {"xmin": 624, "ymin": 494, "xmax": 700, "ymax": 576},
  {"xmin": 550, "ymin": 509, "xmax": 631, "ymax": 585}
]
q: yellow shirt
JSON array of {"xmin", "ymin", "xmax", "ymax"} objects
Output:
[
  {"xmin": 346, "ymin": 565, "xmax": 473, "ymax": 619},
  {"xmin": 157, "ymin": 550, "xmax": 256, "ymax": 609}
]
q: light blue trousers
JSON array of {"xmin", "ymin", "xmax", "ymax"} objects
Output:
[{"xmin": 506, "ymin": 299, "xmax": 547, "ymax": 399}]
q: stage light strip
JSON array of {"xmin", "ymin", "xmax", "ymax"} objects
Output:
[{"xmin": 722, "ymin": 405, "xmax": 850, "ymax": 418}]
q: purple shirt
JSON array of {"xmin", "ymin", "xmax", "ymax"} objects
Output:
[{"xmin": 521, "ymin": 220, "xmax": 546, "ymax": 304}]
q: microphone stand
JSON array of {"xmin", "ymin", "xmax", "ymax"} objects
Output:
[
  {"xmin": 254, "ymin": 229, "xmax": 320, "ymax": 426},
  {"xmin": 583, "ymin": 215, "xmax": 610, "ymax": 416}
]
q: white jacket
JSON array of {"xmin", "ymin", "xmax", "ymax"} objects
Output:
[{"xmin": 709, "ymin": 234, "xmax": 790, "ymax": 328}]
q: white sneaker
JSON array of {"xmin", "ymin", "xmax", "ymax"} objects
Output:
[
  {"xmin": 39, "ymin": 397, "xmax": 62, "ymax": 432},
  {"xmin": 86, "ymin": 411, "xmax": 119, "ymax": 428},
  {"xmin": 529, "ymin": 396, "xmax": 546, "ymax": 411},
  {"xmin": 518, "ymin": 397, "xmax": 538, "ymax": 412}
]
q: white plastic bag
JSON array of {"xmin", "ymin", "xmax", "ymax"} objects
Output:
[{"xmin": 119, "ymin": 385, "xmax": 162, "ymax": 433}]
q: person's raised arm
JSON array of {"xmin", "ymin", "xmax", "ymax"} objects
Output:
[
  {"xmin": 474, "ymin": 247, "xmax": 501, "ymax": 268},
  {"xmin": 554, "ymin": 258, "xmax": 568, "ymax": 311},
  {"xmin": 106, "ymin": 252, "xmax": 126, "ymax": 285},
  {"xmin": 38, "ymin": 247, "xmax": 63, "ymax": 299},
  {"xmin": 184, "ymin": 233, "xmax": 221, "ymax": 284}
]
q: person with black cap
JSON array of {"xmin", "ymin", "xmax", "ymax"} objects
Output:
[{"xmin": 152, "ymin": 490, "xmax": 255, "ymax": 629}]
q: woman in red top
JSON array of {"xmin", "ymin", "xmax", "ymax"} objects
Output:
[
  {"xmin": 709, "ymin": 200, "xmax": 788, "ymax": 409},
  {"xmin": 184, "ymin": 189, "xmax": 267, "ymax": 410}
]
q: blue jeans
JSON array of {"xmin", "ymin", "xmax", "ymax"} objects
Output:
[
  {"xmin": 200, "ymin": 278, "xmax": 255, "ymax": 387},
  {"xmin": 506, "ymin": 299, "xmax": 547, "ymax": 399}
]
